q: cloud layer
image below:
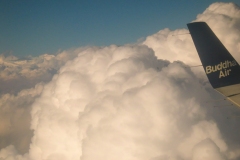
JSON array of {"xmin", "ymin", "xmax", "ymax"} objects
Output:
[{"xmin": 0, "ymin": 2, "xmax": 240, "ymax": 160}]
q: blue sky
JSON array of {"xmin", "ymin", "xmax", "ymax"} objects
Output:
[{"xmin": 1, "ymin": 0, "xmax": 240, "ymax": 57}]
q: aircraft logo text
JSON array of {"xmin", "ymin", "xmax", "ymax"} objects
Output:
[{"xmin": 205, "ymin": 60, "xmax": 237, "ymax": 78}]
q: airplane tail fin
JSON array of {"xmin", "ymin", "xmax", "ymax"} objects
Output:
[
  {"xmin": 187, "ymin": 22, "xmax": 240, "ymax": 89},
  {"xmin": 187, "ymin": 22, "xmax": 240, "ymax": 107}
]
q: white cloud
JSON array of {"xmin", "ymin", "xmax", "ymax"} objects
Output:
[
  {"xmin": 143, "ymin": 2, "xmax": 240, "ymax": 65},
  {"xmin": 0, "ymin": 48, "xmax": 83, "ymax": 95},
  {"xmin": 1, "ymin": 2, "xmax": 240, "ymax": 160},
  {"xmin": 28, "ymin": 45, "xmax": 216, "ymax": 160},
  {"xmin": 192, "ymin": 138, "xmax": 226, "ymax": 160}
]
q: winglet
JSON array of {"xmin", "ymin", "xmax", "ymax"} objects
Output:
[
  {"xmin": 187, "ymin": 22, "xmax": 240, "ymax": 107},
  {"xmin": 187, "ymin": 22, "xmax": 240, "ymax": 89}
]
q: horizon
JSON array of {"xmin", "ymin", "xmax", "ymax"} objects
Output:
[{"xmin": 1, "ymin": 0, "xmax": 240, "ymax": 58}]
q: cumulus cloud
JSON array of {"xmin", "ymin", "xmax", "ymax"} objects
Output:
[
  {"xmin": 192, "ymin": 138, "xmax": 226, "ymax": 160},
  {"xmin": 0, "ymin": 48, "xmax": 83, "ymax": 95},
  {"xmin": 0, "ymin": 83, "xmax": 44, "ymax": 154},
  {"xmin": 1, "ymin": 2, "xmax": 240, "ymax": 160},
  {"xmin": 143, "ymin": 2, "xmax": 240, "ymax": 65},
  {"xmin": 27, "ymin": 45, "xmax": 216, "ymax": 160},
  {"xmin": 0, "ymin": 48, "xmax": 84, "ymax": 154}
]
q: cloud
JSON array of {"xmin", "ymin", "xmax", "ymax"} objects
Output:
[
  {"xmin": 28, "ymin": 45, "xmax": 218, "ymax": 160},
  {"xmin": 0, "ymin": 83, "xmax": 43, "ymax": 154},
  {"xmin": 143, "ymin": 2, "xmax": 240, "ymax": 65},
  {"xmin": 0, "ymin": 48, "xmax": 84, "ymax": 154},
  {"xmin": 1, "ymin": 2, "xmax": 240, "ymax": 160},
  {"xmin": 192, "ymin": 138, "xmax": 226, "ymax": 160},
  {"xmin": 0, "ymin": 48, "xmax": 83, "ymax": 95}
]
